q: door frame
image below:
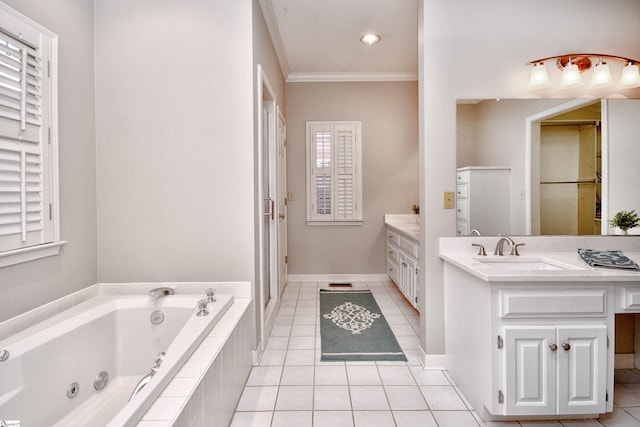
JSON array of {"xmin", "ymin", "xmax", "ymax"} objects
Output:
[
  {"xmin": 276, "ymin": 106, "xmax": 288, "ymax": 298},
  {"xmin": 256, "ymin": 64, "xmax": 280, "ymax": 353},
  {"xmin": 525, "ymin": 99, "xmax": 607, "ymax": 235}
]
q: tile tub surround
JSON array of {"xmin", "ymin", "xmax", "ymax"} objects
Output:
[
  {"xmin": 138, "ymin": 298, "xmax": 252, "ymax": 427},
  {"xmin": 439, "ymin": 236, "xmax": 640, "ymax": 282},
  {"xmin": 0, "ymin": 282, "xmax": 252, "ymax": 427}
]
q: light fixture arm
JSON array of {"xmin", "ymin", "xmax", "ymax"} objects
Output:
[{"xmin": 528, "ymin": 53, "xmax": 640, "ymax": 70}]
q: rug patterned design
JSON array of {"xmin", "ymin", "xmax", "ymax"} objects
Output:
[{"xmin": 323, "ymin": 301, "xmax": 381, "ymax": 334}]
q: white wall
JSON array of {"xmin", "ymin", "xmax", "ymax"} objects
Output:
[
  {"xmin": 607, "ymin": 99, "xmax": 640, "ymax": 235},
  {"xmin": 0, "ymin": 0, "xmax": 97, "ymax": 322},
  {"xmin": 420, "ymin": 0, "xmax": 640, "ymax": 357},
  {"xmin": 95, "ymin": 0, "xmax": 255, "ymax": 283},
  {"xmin": 286, "ymin": 81, "xmax": 419, "ymax": 274}
]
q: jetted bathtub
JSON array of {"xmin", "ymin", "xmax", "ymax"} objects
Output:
[{"xmin": 0, "ymin": 293, "xmax": 233, "ymax": 426}]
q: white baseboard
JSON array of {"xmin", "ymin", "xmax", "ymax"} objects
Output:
[
  {"xmin": 416, "ymin": 345, "xmax": 447, "ymax": 370},
  {"xmin": 423, "ymin": 354, "xmax": 446, "ymax": 370},
  {"xmin": 615, "ymin": 353, "xmax": 636, "ymax": 369},
  {"xmin": 287, "ymin": 274, "xmax": 390, "ymax": 283}
]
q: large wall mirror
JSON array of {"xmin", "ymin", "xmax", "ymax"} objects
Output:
[{"xmin": 456, "ymin": 98, "xmax": 640, "ymax": 236}]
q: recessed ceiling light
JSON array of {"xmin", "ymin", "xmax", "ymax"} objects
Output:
[{"xmin": 360, "ymin": 34, "xmax": 381, "ymax": 45}]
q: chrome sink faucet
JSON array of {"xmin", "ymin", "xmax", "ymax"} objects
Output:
[{"xmin": 494, "ymin": 237, "xmax": 515, "ymax": 256}]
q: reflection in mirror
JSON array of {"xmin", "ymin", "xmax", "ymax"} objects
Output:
[{"xmin": 456, "ymin": 98, "xmax": 640, "ymax": 236}]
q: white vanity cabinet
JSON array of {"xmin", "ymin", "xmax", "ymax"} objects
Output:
[
  {"xmin": 500, "ymin": 323, "xmax": 607, "ymax": 416},
  {"xmin": 496, "ymin": 286, "xmax": 610, "ymax": 417},
  {"xmin": 386, "ymin": 228, "xmax": 419, "ymax": 310},
  {"xmin": 456, "ymin": 167, "xmax": 511, "ymax": 236},
  {"xmin": 444, "ymin": 261, "xmax": 613, "ymax": 421}
]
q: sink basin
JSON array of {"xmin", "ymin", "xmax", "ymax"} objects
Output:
[{"xmin": 474, "ymin": 257, "xmax": 581, "ymax": 271}]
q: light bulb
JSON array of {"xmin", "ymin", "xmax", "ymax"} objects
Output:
[
  {"xmin": 360, "ymin": 34, "xmax": 381, "ymax": 45},
  {"xmin": 619, "ymin": 62, "xmax": 640, "ymax": 88},
  {"xmin": 528, "ymin": 63, "xmax": 551, "ymax": 89},
  {"xmin": 560, "ymin": 61, "xmax": 583, "ymax": 88},
  {"xmin": 590, "ymin": 59, "xmax": 613, "ymax": 88}
]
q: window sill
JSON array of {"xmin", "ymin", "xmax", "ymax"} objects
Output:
[
  {"xmin": 306, "ymin": 220, "xmax": 364, "ymax": 226},
  {"xmin": 0, "ymin": 241, "xmax": 67, "ymax": 268}
]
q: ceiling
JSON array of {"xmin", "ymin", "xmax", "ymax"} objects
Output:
[{"xmin": 258, "ymin": 0, "xmax": 418, "ymax": 82}]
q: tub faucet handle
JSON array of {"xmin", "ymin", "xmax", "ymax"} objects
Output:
[
  {"xmin": 196, "ymin": 299, "xmax": 209, "ymax": 317},
  {"xmin": 206, "ymin": 288, "xmax": 216, "ymax": 303},
  {"xmin": 0, "ymin": 349, "xmax": 9, "ymax": 362}
]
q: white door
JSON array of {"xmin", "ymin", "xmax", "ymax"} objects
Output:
[
  {"xmin": 262, "ymin": 104, "xmax": 275, "ymax": 308},
  {"xmin": 557, "ymin": 325, "xmax": 607, "ymax": 414},
  {"xmin": 257, "ymin": 65, "xmax": 279, "ymax": 351},
  {"xmin": 502, "ymin": 326, "xmax": 556, "ymax": 416},
  {"xmin": 276, "ymin": 108, "xmax": 288, "ymax": 297}
]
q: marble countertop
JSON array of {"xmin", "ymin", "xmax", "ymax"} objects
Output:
[
  {"xmin": 439, "ymin": 236, "xmax": 640, "ymax": 282},
  {"xmin": 384, "ymin": 214, "xmax": 419, "ymax": 240}
]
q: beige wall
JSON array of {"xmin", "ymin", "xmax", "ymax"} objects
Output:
[
  {"xmin": 286, "ymin": 81, "xmax": 419, "ymax": 274},
  {"xmin": 0, "ymin": 0, "xmax": 97, "ymax": 322},
  {"xmin": 95, "ymin": 0, "xmax": 255, "ymax": 283},
  {"xmin": 420, "ymin": 0, "xmax": 640, "ymax": 356}
]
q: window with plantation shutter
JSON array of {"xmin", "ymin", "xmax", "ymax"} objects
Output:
[
  {"xmin": 306, "ymin": 121, "xmax": 362, "ymax": 224},
  {"xmin": 0, "ymin": 3, "xmax": 61, "ymax": 267}
]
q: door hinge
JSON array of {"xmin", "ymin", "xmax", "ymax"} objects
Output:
[
  {"xmin": 415, "ymin": 267, "xmax": 418, "ymax": 275},
  {"xmin": 607, "ymin": 336, "xmax": 610, "ymax": 348},
  {"xmin": 284, "ymin": 197, "xmax": 288, "ymax": 206},
  {"xmin": 497, "ymin": 335, "xmax": 503, "ymax": 349},
  {"xmin": 48, "ymin": 60, "xmax": 51, "ymax": 78},
  {"xmin": 415, "ymin": 296, "xmax": 418, "ymax": 303},
  {"xmin": 606, "ymin": 390, "xmax": 609, "ymax": 402},
  {"xmin": 498, "ymin": 390, "xmax": 504, "ymax": 404},
  {"xmin": 48, "ymin": 127, "xmax": 51, "ymax": 144},
  {"xmin": 285, "ymin": 255, "xmax": 288, "ymax": 264},
  {"xmin": 49, "ymin": 203, "xmax": 52, "ymax": 220}
]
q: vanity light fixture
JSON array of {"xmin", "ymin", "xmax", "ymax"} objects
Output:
[
  {"xmin": 590, "ymin": 58, "xmax": 613, "ymax": 88},
  {"xmin": 527, "ymin": 53, "xmax": 640, "ymax": 90},
  {"xmin": 559, "ymin": 59, "xmax": 583, "ymax": 88},
  {"xmin": 360, "ymin": 33, "xmax": 381, "ymax": 45},
  {"xmin": 620, "ymin": 62, "xmax": 640, "ymax": 88},
  {"xmin": 528, "ymin": 63, "xmax": 551, "ymax": 89}
]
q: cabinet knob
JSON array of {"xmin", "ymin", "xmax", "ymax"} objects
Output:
[
  {"xmin": 548, "ymin": 343, "xmax": 558, "ymax": 351},
  {"xmin": 562, "ymin": 343, "xmax": 571, "ymax": 351}
]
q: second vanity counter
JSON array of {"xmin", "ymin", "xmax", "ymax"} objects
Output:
[
  {"xmin": 384, "ymin": 214, "xmax": 419, "ymax": 310},
  {"xmin": 440, "ymin": 236, "xmax": 640, "ymax": 422}
]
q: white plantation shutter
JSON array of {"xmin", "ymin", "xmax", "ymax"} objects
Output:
[
  {"xmin": 0, "ymin": 7, "xmax": 58, "ymax": 257},
  {"xmin": 307, "ymin": 121, "xmax": 362, "ymax": 223}
]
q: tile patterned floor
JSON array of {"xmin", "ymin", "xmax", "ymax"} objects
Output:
[{"xmin": 231, "ymin": 281, "xmax": 640, "ymax": 426}]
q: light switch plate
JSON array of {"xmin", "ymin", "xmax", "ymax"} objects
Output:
[{"xmin": 444, "ymin": 191, "xmax": 455, "ymax": 209}]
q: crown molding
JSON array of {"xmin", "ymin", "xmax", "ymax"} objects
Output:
[
  {"xmin": 257, "ymin": 0, "xmax": 290, "ymax": 78},
  {"xmin": 286, "ymin": 72, "xmax": 418, "ymax": 83}
]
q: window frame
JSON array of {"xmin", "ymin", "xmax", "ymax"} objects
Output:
[
  {"xmin": 0, "ymin": 2, "xmax": 63, "ymax": 268},
  {"xmin": 306, "ymin": 120, "xmax": 363, "ymax": 225}
]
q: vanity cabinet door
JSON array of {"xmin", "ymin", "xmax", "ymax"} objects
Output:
[
  {"xmin": 502, "ymin": 326, "xmax": 556, "ymax": 416},
  {"xmin": 557, "ymin": 326, "xmax": 607, "ymax": 415},
  {"xmin": 501, "ymin": 325, "xmax": 607, "ymax": 417}
]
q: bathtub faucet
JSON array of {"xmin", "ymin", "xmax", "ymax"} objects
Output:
[
  {"xmin": 148, "ymin": 287, "xmax": 175, "ymax": 298},
  {"xmin": 128, "ymin": 352, "xmax": 165, "ymax": 402}
]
